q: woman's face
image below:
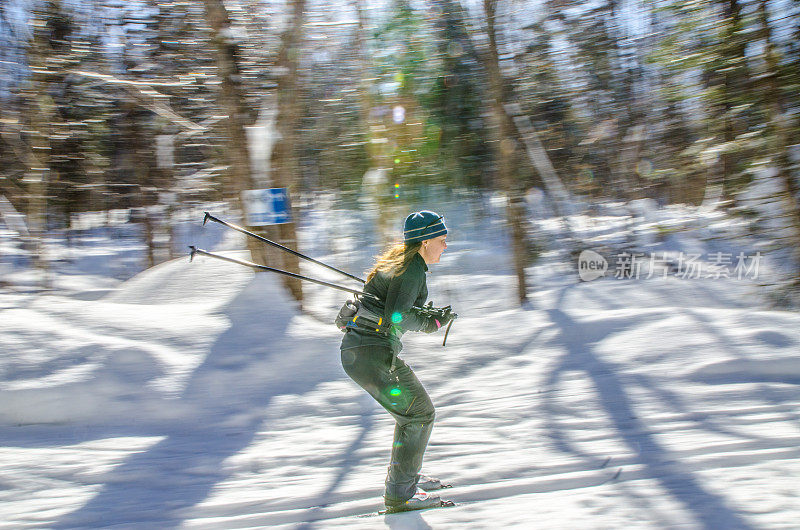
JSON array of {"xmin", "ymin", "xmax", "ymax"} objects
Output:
[{"xmin": 420, "ymin": 235, "xmax": 448, "ymax": 264}]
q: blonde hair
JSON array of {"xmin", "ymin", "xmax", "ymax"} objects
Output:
[{"xmin": 366, "ymin": 241, "xmax": 423, "ymax": 283}]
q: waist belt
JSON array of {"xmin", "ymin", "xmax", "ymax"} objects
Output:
[{"xmin": 346, "ymin": 304, "xmax": 391, "ymax": 336}]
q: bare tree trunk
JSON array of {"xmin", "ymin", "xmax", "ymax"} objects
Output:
[
  {"xmin": 27, "ymin": 94, "xmax": 51, "ymax": 289},
  {"xmin": 266, "ymin": 0, "xmax": 306, "ymax": 302},
  {"xmin": 155, "ymin": 135, "xmax": 178, "ymax": 260},
  {"xmin": 354, "ymin": 0, "xmax": 380, "ymax": 168},
  {"xmin": 25, "ymin": 3, "xmax": 66, "ymax": 290},
  {"xmin": 719, "ymin": 0, "xmax": 748, "ymax": 202},
  {"xmin": 202, "ymin": 0, "xmax": 253, "ymax": 200},
  {"xmin": 505, "ymin": 104, "xmax": 572, "ymax": 217},
  {"xmin": 758, "ymin": 0, "xmax": 800, "ymax": 279},
  {"xmin": 698, "ymin": 0, "xmax": 747, "ymax": 204},
  {"xmin": 142, "ymin": 211, "xmax": 156, "ymax": 267},
  {"xmin": 482, "ymin": 0, "xmax": 528, "ymax": 304},
  {"xmin": 354, "ymin": 0, "xmax": 399, "ymax": 248},
  {"xmin": 505, "ymin": 103, "xmax": 578, "ymax": 252},
  {"xmin": 123, "ymin": 103, "xmax": 157, "ymax": 268},
  {"xmin": 202, "ymin": 0, "xmax": 303, "ymax": 304}
]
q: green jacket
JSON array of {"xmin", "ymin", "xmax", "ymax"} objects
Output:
[{"xmin": 340, "ymin": 253, "xmax": 437, "ymax": 353}]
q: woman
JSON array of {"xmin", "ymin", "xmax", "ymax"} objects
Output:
[{"xmin": 340, "ymin": 210, "xmax": 453, "ymax": 512}]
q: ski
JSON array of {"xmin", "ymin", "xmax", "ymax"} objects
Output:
[
  {"xmin": 377, "ymin": 500, "xmax": 457, "ymax": 516},
  {"xmin": 356, "ymin": 458, "xmax": 621, "ymax": 519}
]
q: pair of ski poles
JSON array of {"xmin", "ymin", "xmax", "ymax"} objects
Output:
[{"xmin": 189, "ymin": 212, "xmax": 456, "ymax": 346}]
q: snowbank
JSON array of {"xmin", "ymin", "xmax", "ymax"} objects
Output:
[
  {"xmin": 2, "ymin": 200, "xmax": 800, "ymax": 528},
  {"xmin": 0, "ymin": 252, "xmax": 296, "ymax": 426}
]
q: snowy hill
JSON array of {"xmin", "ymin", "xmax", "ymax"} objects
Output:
[{"xmin": 2, "ymin": 202, "xmax": 800, "ymax": 528}]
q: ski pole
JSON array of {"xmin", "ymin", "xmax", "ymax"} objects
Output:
[
  {"xmin": 189, "ymin": 247, "xmax": 380, "ymax": 302},
  {"xmin": 203, "ymin": 212, "xmax": 366, "ymax": 284},
  {"xmin": 442, "ymin": 319, "xmax": 455, "ymax": 347},
  {"xmin": 189, "ymin": 245, "xmax": 457, "ymax": 346}
]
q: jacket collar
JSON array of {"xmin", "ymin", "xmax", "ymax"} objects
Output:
[{"xmin": 413, "ymin": 251, "xmax": 429, "ymax": 272}]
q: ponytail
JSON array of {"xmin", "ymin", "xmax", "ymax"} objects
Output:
[{"xmin": 366, "ymin": 241, "xmax": 422, "ymax": 283}]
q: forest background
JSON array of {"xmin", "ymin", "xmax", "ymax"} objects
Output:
[{"xmin": 1, "ymin": 0, "xmax": 798, "ymax": 306}]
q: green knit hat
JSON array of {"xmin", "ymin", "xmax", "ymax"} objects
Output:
[{"xmin": 403, "ymin": 210, "xmax": 447, "ymax": 243}]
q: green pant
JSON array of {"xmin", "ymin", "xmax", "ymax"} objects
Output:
[{"xmin": 341, "ymin": 344, "xmax": 436, "ymax": 504}]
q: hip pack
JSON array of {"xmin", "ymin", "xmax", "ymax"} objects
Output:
[
  {"xmin": 335, "ymin": 300, "xmax": 391, "ymax": 337},
  {"xmin": 335, "ymin": 299, "xmax": 391, "ymax": 336}
]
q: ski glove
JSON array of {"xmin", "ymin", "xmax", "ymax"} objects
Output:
[
  {"xmin": 415, "ymin": 303, "xmax": 456, "ymax": 333},
  {"xmin": 432, "ymin": 306, "xmax": 456, "ymax": 330},
  {"xmin": 422, "ymin": 317, "xmax": 441, "ymax": 334}
]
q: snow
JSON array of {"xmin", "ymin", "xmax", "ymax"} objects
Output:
[{"xmin": 2, "ymin": 198, "xmax": 800, "ymax": 528}]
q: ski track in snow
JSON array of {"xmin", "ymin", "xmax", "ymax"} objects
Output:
[{"xmin": 2, "ymin": 204, "xmax": 800, "ymax": 529}]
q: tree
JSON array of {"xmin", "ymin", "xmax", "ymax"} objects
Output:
[
  {"xmin": 263, "ymin": 0, "xmax": 306, "ymax": 302},
  {"xmin": 23, "ymin": 0, "xmax": 73, "ymax": 289},
  {"xmin": 203, "ymin": 0, "xmax": 305, "ymax": 303},
  {"xmin": 428, "ymin": 0, "xmax": 491, "ymax": 189},
  {"xmin": 479, "ymin": 0, "xmax": 531, "ymax": 304},
  {"xmin": 756, "ymin": 0, "xmax": 800, "ymax": 286}
]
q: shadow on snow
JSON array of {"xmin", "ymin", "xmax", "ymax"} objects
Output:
[
  {"xmin": 53, "ymin": 275, "xmax": 350, "ymax": 528},
  {"xmin": 541, "ymin": 285, "xmax": 754, "ymax": 530}
]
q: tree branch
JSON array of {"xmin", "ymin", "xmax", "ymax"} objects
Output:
[{"xmin": 68, "ymin": 70, "xmax": 207, "ymax": 132}]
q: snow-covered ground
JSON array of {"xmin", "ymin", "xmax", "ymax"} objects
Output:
[{"xmin": 2, "ymin": 197, "xmax": 799, "ymax": 529}]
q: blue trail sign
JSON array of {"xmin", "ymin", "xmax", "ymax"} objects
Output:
[{"xmin": 241, "ymin": 188, "xmax": 292, "ymax": 226}]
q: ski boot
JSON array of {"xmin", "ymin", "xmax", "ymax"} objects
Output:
[
  {"xmin": 417, "ymin": 474, "xmax": 451, "ymax": 491},
  {"xmin": 384, "ymin": 488, "xmax": 443, "ymax": 513}
]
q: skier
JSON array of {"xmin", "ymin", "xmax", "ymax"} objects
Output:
[{"xmin": 340, "ymin": 210, "xmax": 454, "ymax": 512}]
